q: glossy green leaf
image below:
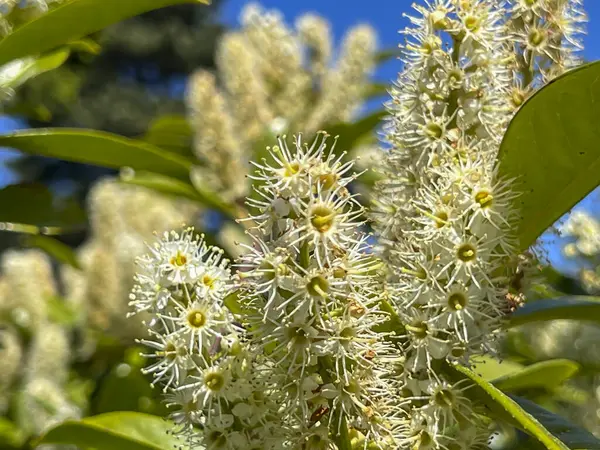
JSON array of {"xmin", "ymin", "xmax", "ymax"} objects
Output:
[
  {"xmin": 326, "ymin": 110, "xmax": 387, "ymax": 153},
  {"xmin": 498, "ymin": 61, "xmax": 600, "ymax": 250},
  {"xmin": 95, "ymin": 365, "xmax": 165, "ymax": 416},
  {"xmin": 24, "ymin": 235, "xmax": 81, "ymax": 269},
  {"xmin": 0, "ymin": 47, "xmax": 70, "ymax": 90},
  {"xmin": 0, "ymin": 129, "xmax": 193, "ymax": 179},
  {"xmin": 363, "ymin": 82, "xmax": 388, "ymax": 100},
  {"xmin": 492, "ymin": 359, "xmax": 580, "ymax": 392},
  {"xmin": 508, "ymin": 296, "xmax": 600, "ymax": 327},
  {"xmin": 120, "ymin": 169, "xmax": 200, "ymax": 202},
  {"xmin": 471, "ymin": 356, "xmax": 525, "ymax": 381},
  {"xmin": 0, "ymin": 183, "xmax": 86, "ymax": 233},
  {"xmin": 446, "ymin": 364, "xmax": 568, "ymax": 450},
  {"xmin": 374, "ymin": 48, "xmax": 401, "ymax": 64},
  {"xmin": 513, "ymin": 396, "xmax": 600, "ymax": 450},
  {"xmin": 122, "ymin": 169, "xmax": 237, "ymax": 220},
  {"xmin": 142, "ymin": 114, "xmax": 193, "ymax": 156},
  {"xmin": 0, "ymin": 0, "xmax": 209, "ymax": 67},
  {"xmin": 67, "ymin": 38, "xmax": 101, "ymax": 55},
  {"xmin": 36, "ymin": 412, "xmax": 180, "ymax": 450}
]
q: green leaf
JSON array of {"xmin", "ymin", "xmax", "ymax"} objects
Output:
[
  {"xmin": 24, "ymin": 234, "xmax": 81, "ymax": 269},
  {"xmin": 471, "ymin": 356, "xmax": 525, "ymax": 381},
  {"xmin": 94, "ymin": 365, "xmax": 164, "ymax": 416},
  {"xmin": 0, "ymin": 47, "xmax": 70, "ymax": 91},
  {"xmin": 0, "ymin": 129, "xmax": 193, "ymax": 180},
  {"xmin": 374, "ymin": 48, "xmax": 401, "ymax": 64},
  {"xmin": 36, "ymin": 412, "xmax": 180, "ymax": 450},
  {"xmin": 0, "ymin": 183, "xmax": 86, "ymax": 233},
  {"xmin": 513, "ymin": 396, "xmax": 600, "ymax": 450},
  {"xmin": 120, "ymin": 169, "xmax": 202, "ymax": 202},
  {"xmin": 492, "ymin": 359, "xmax": 580, "ymax": 393},
  {"xmin": 363, "ymin": 82, "xmax": 388, "ymax": 100},
  {"xmin": 0, "ymin": 0, "xmax": 209, "ymax": 67},
  {"xmin": 67, "ymin": 38, "xmax": 101, "ymax": 55},
  {"xmin": 498, "ymin": 61, "xmax": 600, "ymax": 250},
  {"xmin": 142, "ymin": 114, "xmax": 193, "ymax": 156},
  {"xmin": 326, "ymin": 110, "xmax": 387, "ymax": 153},
  {"xmin": 445, "ymin": 364, "xmax": 569, "ymax": 450},
  {"xmin": 0, "ymin": 418, "xmax": 26, "ymax": 448},
  {"xmin": 508, "ymin": 296, "xmax": 600, "ymax": 327}
]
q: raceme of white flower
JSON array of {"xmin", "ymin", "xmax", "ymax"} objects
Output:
[
  {"xmin": 185, "ymin": 2, "xmax": 377, "ymax": 202},
  {"xmin": 132, "ymin": 135, "xmax": 403, "ymax": 449},
  {"xmin": 371, "ymin": 0, "xmax": 585, "ymax": 448},
  {"xmin": 128, "ymin": 229, "xmax": 286, "ymax": 449},
  {"xmin": 561, "ymin": 210, "xmax": 600, "ymax": 259},
  {"xmin": 237, "ymin": 133, "xmax": 397, "ymax": 447},
  {"xmin": 0, "ymin": 249, "xmax": 81, "ymax": 432},
  {"xmin": 559, "ymin": 209, "xmax": 600, "ymax": 293},
  {"xmin": 131, "ymin": 1, "xmax": 589, "ymax": 448},
  {"xmin": 506, "ymin": 0, "xmax": 587, "ymax": 101}
]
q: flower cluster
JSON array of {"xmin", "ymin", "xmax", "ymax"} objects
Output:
[
  {"xmin": 236, "ymin": 133, "xmax": 394, "ymax": 447},
  {"xmin": 0, "ymin": 0, "xmax": 62, "ymax": 36},
  {"xmin": 560, "ymin": 209, "xmax": 600, "ymax": 295},
  {"xmin": 129, "ymin": 229, "xmax": 291, "ymax": 449},
  {"xmin": 0, "ymin": 249, "xmax": 81, "ymax": 435},
  {"xmin": 132, "ymin": 135, "xmax": 401, "ymax": 448},
  {"xmin": 506, "ymin": 0, "xmax": 587, "ymax": 99},
  {"xmin": 129, "ymin": 1, "xmax": 589, "ymax": 448},
  {"xmin": 186, "ymin": 3, "xmax": 377, "ymax": 202},
  {"xmin": 561, "ymin": 209, "xmax": 600, "ymax": 258},
  {"xmin": 371, "ymin": 0, "xmax": 585, "ymax": 447}
]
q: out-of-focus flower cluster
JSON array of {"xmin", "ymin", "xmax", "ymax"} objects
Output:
[
  {"xmin": 515, "ymin": 208, "xmax": 600, "ymax": 437},
  {"xmin": 0, "ymin": 177, "xmax": 199, "ymax": 441},
  {"xmin": 0, "ymin": 249, "xmax": 81, "ymax": 437},
  {"xmin": 0, "ymin": 0, "xmax": 63, "ymax": 36},
  {"xmin": 186, "ymin": 2, "xmax": 377, "ymax": 202},
  {"xmin": 519, "ymin": 318, "xmax": 600, "ymax": 437},
  {"xmin": 560, "ymin": 210, "xmax": 600, "ymax": 292}
]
